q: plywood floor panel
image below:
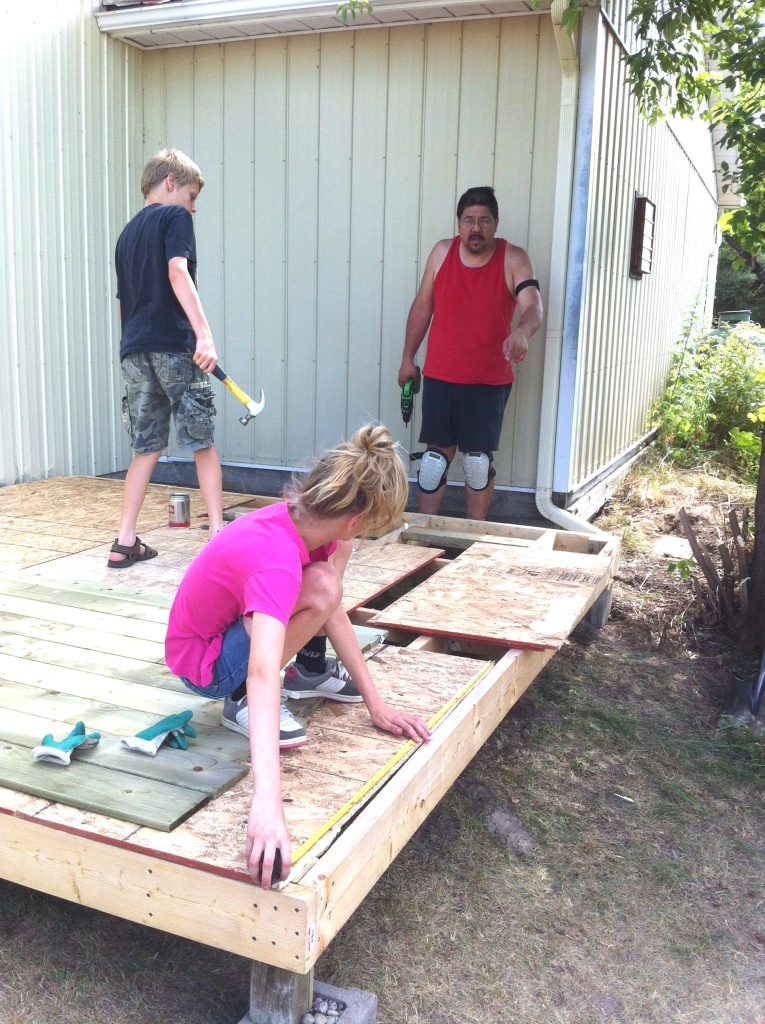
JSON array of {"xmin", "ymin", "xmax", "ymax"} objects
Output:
[
  {"xmin": 370, "ymin": 542, "xmax": 615, "ymax": 649},
  {"xmin": 2, "ymin": 477, "xmax": 449, "ymax": 617},
  {"xmin": 0, "ymin": 608, "xmax": 491, "ymax": 872},
  {"xmin": 341, "ymin": 539, "xmax": 444, "ymax": 611}
]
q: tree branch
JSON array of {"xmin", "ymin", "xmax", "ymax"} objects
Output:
[{"xmin": 724, "ymin": 236, "xmax": 765, "ymax": 285}]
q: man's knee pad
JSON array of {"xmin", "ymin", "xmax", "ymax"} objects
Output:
[
  {"xmin": 462, "ymin": 451, "xmax": 494, "ymax": 491},
  {"xmin": 417, "ymin": 448, "xmax": 450, "ymax": 494}
]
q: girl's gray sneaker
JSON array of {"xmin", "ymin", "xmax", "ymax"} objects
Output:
[
  {"xmin": 281, "ymin": 657, "xmax": 363, "ymax": 703},
  {"xmin": 222, "ymin": 694, "xmax": 307, "ymax": 748}
]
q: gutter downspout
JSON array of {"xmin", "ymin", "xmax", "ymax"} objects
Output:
[{"xmin": 535, "ymin": 1, "xmax": 606, "ymax": 537}]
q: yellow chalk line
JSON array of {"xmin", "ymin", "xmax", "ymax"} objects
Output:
[{"xmin": 291, "ymin": 659, "xmax": 494, "ymax": 865}]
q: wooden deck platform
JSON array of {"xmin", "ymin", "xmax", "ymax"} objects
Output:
[{"xmin": 0, "ymin": 477, "xmax": 620, "ymax": 991}]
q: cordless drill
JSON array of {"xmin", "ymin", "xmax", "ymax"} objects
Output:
[{"xmin": 401, "ymin": 366, "xmax": 421, "ymax": 425}]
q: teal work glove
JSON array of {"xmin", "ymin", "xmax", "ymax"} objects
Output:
[
  {"xmin": 31, "ymin": 721, "xmax": 101, "ymax": 765},
  {"xmin": 120, "ymin": 711, "xmax": 198, "ymax": 757}
]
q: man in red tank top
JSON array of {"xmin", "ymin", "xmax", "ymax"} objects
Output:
[{"xmin": 398, "ymin": 186, "xmax": 543, "ymax": 520}]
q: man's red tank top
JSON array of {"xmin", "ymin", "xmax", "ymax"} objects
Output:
[{"xmin": 424, "ymin": 236, "xmax": 517, "ymax": 385}]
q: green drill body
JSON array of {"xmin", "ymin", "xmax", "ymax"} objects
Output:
[{"xmin": 401, "ymin": 366, "xmax": 422, "ymax": 424}]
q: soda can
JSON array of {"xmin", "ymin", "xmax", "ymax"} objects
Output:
[{"xmin": 169, "ymin": 492, "xmax": 191, "ymax": 528}]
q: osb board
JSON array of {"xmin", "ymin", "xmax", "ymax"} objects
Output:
[
  {"xmin": 370, "ymin": 541, "xmax": 615, "ymax": 649},
  {"xmin": 8, "ymin": 477, "xmax": 441, "ymax": 611},
  {"xmin": 340, "ymin": 539, "xmax": 444, "ymax": 611},
  {"xmin": 0, "ymin": 629, "xmax": 487, "ymax": 877},
  {"xmin": 21, "ymin": 529, "xmax": 443, "ymax": 610},
  {"xmin": 0, "ymin": 476, "xmax": 250, "ymax": 570},
  {"xmin": 21, "ymin": 525, "xmax": 209, "ymax": 596}
]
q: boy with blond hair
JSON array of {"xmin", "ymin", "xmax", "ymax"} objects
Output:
[{"xmin": 109, "ymin": 149, "xmax": 224, "ymax": 567}]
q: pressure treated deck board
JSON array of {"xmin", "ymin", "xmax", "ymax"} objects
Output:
[
  {"xmin": 0, "ymin": 740, "xmax": 208, "ymax": 831},
  {"xmin": 0, "ymin": 611, "xmax": 166, "ymax": 663},
  {"xmin": 0, "ymin": 708, "xmax": 247, "ymax": 798},
  {"xmin": 0, "ymin": 680, "xmax": 250, "ymax": 760},
  {"xmin": 0, "ymin": 593, "xmax": 168, "ymax": 640},
  {"xmin": 0, "ymin": 577, "xmax": 172, "ymax": 621},
  {"xmin": 0, "ymin": 631, "xmax": 175, "ymax": 686},
  {"xmin": 370, "ymin": 542, "xmax": 616, "ymax": 648}
]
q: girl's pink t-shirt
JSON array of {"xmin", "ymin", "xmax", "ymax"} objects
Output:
[{"xmin": 165, "ymin": 502, "xmax": 336, "ymax": 687}]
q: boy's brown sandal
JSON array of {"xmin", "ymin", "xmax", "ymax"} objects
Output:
[{"xmin": 107, "ymin": 536, "xmax": 158, "ymax": 569}]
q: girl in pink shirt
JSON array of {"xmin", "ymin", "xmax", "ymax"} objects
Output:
[{"xmin": 166, "ymin": 424, "xmax": 430, "ymax": 887}]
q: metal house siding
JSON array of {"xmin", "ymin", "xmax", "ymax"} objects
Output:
[
  {"xmin": 560, "ymin": 15, "xmax": 717, "ymax": 497},
  {"xmin": 0, "ymin": 1, "xmax": 142, "ymax": 486},
  {"xmin": 141, "ymin": 16, "xmax": 559, "ymax": 486}
]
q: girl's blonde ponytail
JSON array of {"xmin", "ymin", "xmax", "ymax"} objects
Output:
[{"xmin": 286, "ymin": 424, "xmax": 408, "ymax": 534}]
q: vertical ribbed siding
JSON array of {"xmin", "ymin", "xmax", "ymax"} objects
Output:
[
  {"xmin": 567, "ymin": 18, "xmax": 718, "ymax": 493},
  {"xmin": 142, "ymin": 17, "xmax": 557, "ymax": 485},
  {"xmin": 0, "ymin": 1, "xmax": 140, "ymax": 485},
  {"xmin": 1, "ymin": 7, "xmax": 720, "ymax": 501}
]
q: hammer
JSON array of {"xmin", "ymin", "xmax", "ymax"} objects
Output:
[{"xmin": 188, "ymin": 345, "xmax": 265, "ymax": 425}]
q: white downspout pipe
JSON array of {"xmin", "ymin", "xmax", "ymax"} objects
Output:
[{"xmin": 535, "ymin": 2, "xmax": 606, "ymax": 537}]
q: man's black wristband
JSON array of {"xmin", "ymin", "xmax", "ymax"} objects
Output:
[{"xmin": 515, "ymin": 278, "xmax": 539, "ymax": 297}]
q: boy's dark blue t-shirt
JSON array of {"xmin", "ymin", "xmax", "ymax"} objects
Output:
[{"xmin": 115, "ymin": 204, "xmax": 197, "ymax": 360}]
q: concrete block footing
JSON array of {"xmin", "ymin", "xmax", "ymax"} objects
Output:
[
  {"xmin": 238, "ymin": 980, "xmax": 377, "ymax": 1024},
  {"xmin": 312, "ymin": 981, "xmax": 377, "ymax": 1024}
]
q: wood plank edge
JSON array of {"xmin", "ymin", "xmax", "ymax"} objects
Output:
[
  {"xmin": 342, "ymin": 549, "xmax": 445, "ymax": 613},
  {"xmin": 364, "ymin": 619, "xmax": 554, "ymax": 650},
  {"xmin": 0, "ymin": 812, "xmax": 317, "ymax": 968},
  {"xmin": 301, "ymin": 646, "xmax": 554, "ymax": 966}
]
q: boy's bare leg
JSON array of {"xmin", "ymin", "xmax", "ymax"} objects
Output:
[
  {"xmin": 112, "ymin": 450, "xmax": 163, "ymax": 561},
  {"xmin": 193, "ymin": 445, "xmax": 224, "ymax": 537}
]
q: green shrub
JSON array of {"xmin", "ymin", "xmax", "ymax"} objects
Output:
[
  {"xmin": 729, "ymin": 427, "xmax": 762, "ymax": 482},
  {"xmin": 653, "ymin": 323, "xmax": 765, "ymax": 474}
]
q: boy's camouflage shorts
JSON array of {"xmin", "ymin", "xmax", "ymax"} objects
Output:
[{"xmin": 121, "ymin": 351, "xmax": 216, "ymax": 454}]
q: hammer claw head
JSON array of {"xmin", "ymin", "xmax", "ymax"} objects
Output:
[{"xmin": 238, "ymin": 389, "xmax": 265, "ymax": 426}]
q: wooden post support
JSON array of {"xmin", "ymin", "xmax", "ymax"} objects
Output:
[{"xmin": 241, "ymin": 961, "xmax": 314, "ymax": 1024}]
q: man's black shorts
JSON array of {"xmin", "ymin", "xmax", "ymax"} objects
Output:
[{"xmin": 418, "ymin": 377, "xmax": 512, "ymax": 453}]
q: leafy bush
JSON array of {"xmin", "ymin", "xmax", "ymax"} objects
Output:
[
  {"xmin": 729, "ymin": 427, "xmax": 762, "ymax": 482},
  {"xmin": 653, "ymin": 323, "xmax": 765, "ymax": 475}
]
